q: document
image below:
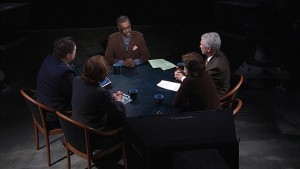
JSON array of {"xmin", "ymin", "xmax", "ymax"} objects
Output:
[
  {"xmin": 157, "ymin": 80, "xmax": 180, "ymax": 92},
  {"xmin": 121, "ymin": 93, "xmax": 132, "ymax": 105},
  {"xmin": 148, "ymin": 59, "xmax": 176, "ymax": 70}
]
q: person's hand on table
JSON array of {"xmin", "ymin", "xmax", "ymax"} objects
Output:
[
  {"xmin": 174, "ymin": 69, "xmax": 185, "ymax": 81},
  {"xmin": 113, "ymin": 91, "xmax": 123, "ymax": 102},
  {"xmin": 123, "ymin": 58, "xmax": 135, "ymax": 67}
]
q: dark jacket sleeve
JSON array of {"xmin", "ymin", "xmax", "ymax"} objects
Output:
[{"xmin": 173, "ymin": 79, "xmax": 188, "ymax": 108}]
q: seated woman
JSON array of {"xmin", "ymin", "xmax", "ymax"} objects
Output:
[
  {"xmin": 173, "ymin": 52, "xmax": 221, "ymax": 112},
  {"xmin": 71, "ymin": 55, "xmax": 126, "ymax": 149}
]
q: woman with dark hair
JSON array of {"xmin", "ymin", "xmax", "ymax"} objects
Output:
[
  {"xmin": 71, "ymin": 55, "xmax": 126, "ymax": 130},
  {"xmin": 173, "ymin": 52, "xmax": 221, "ymax": 112},
  {"xmin": 71, "ymin": 55, "xmax": 126, "ymax": 149}
]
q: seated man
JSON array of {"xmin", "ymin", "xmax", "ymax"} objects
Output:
[
  {"xmin": 177, "ymin": 32, "xmax": 231, "ymax": 97},
  {"xmin": 36, "ymin": 36, "xmax": 77, "ymax": 129},
  {"xmin": 105, "ymin": 15, "xmax": 150, "ymax": 67},
  {"xmin": 200, "ymin": 32, "xmax": 231, "ymax": 96}
]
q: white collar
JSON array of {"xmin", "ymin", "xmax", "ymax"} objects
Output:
[{"xmin": 207, "ymin": 55, "xmax": 213, "ymax": 62}]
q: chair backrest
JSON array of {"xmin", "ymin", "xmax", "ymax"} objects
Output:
[
  {"xmin": 56, "ymin": 111, "xmax": 123, "ymax": 158},
  {"xmin": 221, "ymin": 98, "xmax": 243, "ymax": 116},
  {"xmin": 20, "ymin": 88, "xmax": 56, "ymax": 130},
  {"xmin": 220, "ymin": 73, "xmax": 244, "ymax": 102}
]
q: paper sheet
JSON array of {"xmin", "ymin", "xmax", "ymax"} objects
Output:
[
  {"xmin": 148, "ymin": 59, "xmax": 176, "ymax": 70},
  {"xmin": 157, "ymin": 80, "xmax": 180, "ymax": 92},
  {"xmin": 121, "ymin": 93, "xmax": 132, "ymax": 105}
]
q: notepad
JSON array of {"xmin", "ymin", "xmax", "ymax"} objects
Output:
[{"xmin": 157, "ymin": 80, "xmax": 180, "ymax": 92}]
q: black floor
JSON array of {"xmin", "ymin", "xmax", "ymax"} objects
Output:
[{"xmin": 1, "ymin": 25, "xmax": 300, "ymax": 169}]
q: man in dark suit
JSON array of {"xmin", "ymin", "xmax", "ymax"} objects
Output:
[
  {"xmin": 36, "ymin": 37, "xmax": 77, "ymax": 129},
  {"xmin": 200, "ymin": 32, "xmax": 231, "ymax": 97},
  {"xmin": 104, "ymin": 15, "xmax": 150, "ymax": 67}
]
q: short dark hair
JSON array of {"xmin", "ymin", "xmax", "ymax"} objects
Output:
[
  {"xmin": 81, "ymin": 55, "xmax": 109, "ymax": 86},
  {"xmin": 116, "ymin": 15, "xmax": 131, "ymax": 26},
  {"xmin": 53, "ymin": 37, "xmax": 76, "ymax": 59},
  {"xmin": 182, "ymin": 52, "xmax": 205, "ymax": 78}
]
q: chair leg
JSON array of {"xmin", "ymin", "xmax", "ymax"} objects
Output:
[
  {"xmin": 45, "ymin": 135, "xmax": 51, "ymax": 167},
  {"xmin": 88, "ymin": 156, "xmax": 91, "ymax": 169},
  {"xmin": 67, "ymin": 148, "xmax": 71, "ymax": 169},
  {"xmin": 34, "ymin": 124, "xmax": 39, "ymax": 150},
  {"xmin": 122, "ymin": 144, "xmax": 128, "ymax": 169}
]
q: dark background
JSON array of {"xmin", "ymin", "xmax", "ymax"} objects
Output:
[
  {"xmin": 1, "ymin": 0, "xmax": 300, "ymax": 88},
  {"xmin": 1, "ymin": 1, "xmax": 300, "ymax": 168}
]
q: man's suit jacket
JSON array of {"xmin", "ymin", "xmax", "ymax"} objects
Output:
[
  {"xmin": 105, "ymin": 31, "xmax": 150, "ymax": 64},
  {"xmin": 36, "ymin": 54, "xmax": 75, "ymax": 122},
  {"xmin": 206, "ymin": 51, "xmax": 231, "ymax": 96}
]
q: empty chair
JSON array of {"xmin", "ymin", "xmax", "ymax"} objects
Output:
[
  {"xmin": 56, "ymin": 110, "xmax": 126, "ymax": 169},
  {"xmin": 19, "ymin": 88, "xmax": 63, "ymax": 167},
  {"xmin": 221, "ymin": 98, "xmax": 243, "ymax": 116},
  {"xmin": 220, "ymin": 73, "xmax": 244, "ymax": 102}
]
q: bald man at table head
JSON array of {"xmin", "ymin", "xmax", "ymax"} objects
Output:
[{"xmin": 105, "ymin": 15, "xmax": 150, "ymax": 67}]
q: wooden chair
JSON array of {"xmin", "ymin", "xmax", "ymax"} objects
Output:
[
  {"xmin": 221, "ymin": 98, "xmax": 243, "ymax": 116},
  {"xmin": 220, "ymin": 73, "xmax": 244, "ymax": 102},
  {"xmin": 56, "ymin": 110, "xmax": 127, "ymax": 169},
  {"xmin": 19, "ymin": 88, "xmax": 63, "ymax": 167}
]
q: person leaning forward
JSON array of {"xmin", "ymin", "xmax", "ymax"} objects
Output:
[{"xmin": 104, "ymin": 15, "xmax": 150, "ymax": 67}]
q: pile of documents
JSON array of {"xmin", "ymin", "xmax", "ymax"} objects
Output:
[{"xmin": 148, "ymin": 59, "xmax": 176, "ymax": 70}]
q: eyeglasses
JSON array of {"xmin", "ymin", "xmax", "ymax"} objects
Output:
[{"xmin": 119, "ymin": 25, "xmax": 131, "ymax": 32}]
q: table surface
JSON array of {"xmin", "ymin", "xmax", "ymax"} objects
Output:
[{"xmin": 106, "ymin": 63, "xmax": 181, "ymax": 117}]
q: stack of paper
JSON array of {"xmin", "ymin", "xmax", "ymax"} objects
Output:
[
  {"xmin": 157, "ymin": 80, "xmax": 180, "ymax": 92},
  {"xmin": 148, "ymin": 59, "xmax": 176, "ymax": 70}
]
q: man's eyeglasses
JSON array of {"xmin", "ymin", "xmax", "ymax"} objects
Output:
[{"xmin": 119, "ymin": 25, "xmax": 131, "ymax": 32}]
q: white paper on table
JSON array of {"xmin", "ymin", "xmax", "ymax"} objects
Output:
[
  {"xmin": 149, "ymin": 59, "xmax": 176, "ymax": 70},
  {"xmin": 157, "ymin": 80, "xmax": 181, "ymax": 92},
  {"xmin": 148, "ymin": 59, "xmax": 167, "ymax": 68},
  {"xmin": 160, "ymin": 60, "xmax": 176, "ymax": 70},
  {"xmin": 121, "ymin": 93, "xmax": 132, "ymax": 105}
]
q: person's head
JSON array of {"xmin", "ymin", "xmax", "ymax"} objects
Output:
[
  {"xmin": 81, "ymin": 55, "xmax": 109, "ymax": 86},
  {"xmin": 116, "ymin": 15, "xmax": 131, "ymax": 38},
  {"xmin": 200, "ymin": 32, "xmax": 221, "ymax": 56},
  {"xmin": 182, "ymin": 52, "xmax": 205, "ymax": 78},
  {"xmin": 53, "ymin": 37, "xmax": 76, "ymax": 63}
]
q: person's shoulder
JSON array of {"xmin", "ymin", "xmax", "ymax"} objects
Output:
[
  {"xmin": 109, "ymin": 32, "xmax": 121, "ymax": 38},
  {"xmin": 183, "ymin": 77, "xmax": 194, "ymax": 83},
  {"xmin": 216, "ymin": 51, "xmax": 227, "ymax": 58},
  {"xmin": 131, "ymin": 30, "xmax": 143, "ymax": 36}
]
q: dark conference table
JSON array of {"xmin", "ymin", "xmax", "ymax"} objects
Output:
[
  {"xmin": 106, "ymin": 62, "xmax": 181, "ymax": 117},
  {"xmin": 106, "ymin": 63, "xmax": 239, "ymax": 169}
]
